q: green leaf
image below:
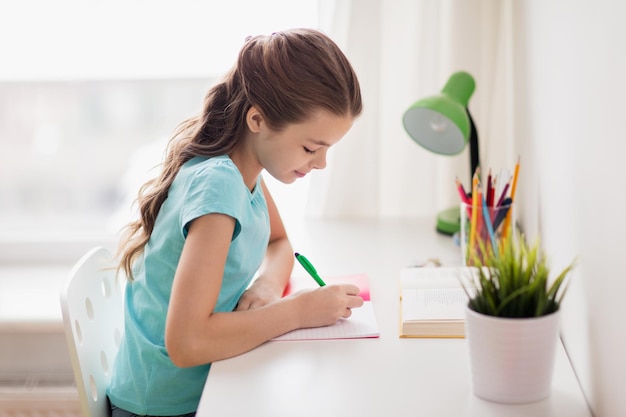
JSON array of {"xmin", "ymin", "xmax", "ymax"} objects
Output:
[{"xmin": 468, "ymin": 232, "xmax": 576, "ymax": 318}]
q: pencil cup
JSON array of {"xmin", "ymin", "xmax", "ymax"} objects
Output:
[{"xmin": 460, "ymin": 200, "xmax": 514, "ymax": 266}]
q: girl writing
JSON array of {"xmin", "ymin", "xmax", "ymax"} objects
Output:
[{"xmin": 107, "ymin": 28, "xmax": 363, "ymax": 417}]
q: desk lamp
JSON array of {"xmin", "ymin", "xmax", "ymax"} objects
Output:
[{"xmin": 402, "ymin": 71, "xmax": 479, "ymax": 235}]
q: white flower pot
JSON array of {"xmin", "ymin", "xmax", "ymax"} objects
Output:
[{"xmin": 465, "ymin": 306, "xmax": 561, "ymax": 404}]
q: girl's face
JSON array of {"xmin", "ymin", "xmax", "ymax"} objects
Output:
[{"xmin": 249, "ymin": 108, "xmax": 354, "ymax": 184}]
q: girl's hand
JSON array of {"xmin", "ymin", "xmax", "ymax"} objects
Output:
[
  {"xmin": 293, "ymin": 284, "xmax": 364, "ymax": 328},
  {"xmin": 236, "ymin": 279, "xmax": 284, "ymax": 311}
]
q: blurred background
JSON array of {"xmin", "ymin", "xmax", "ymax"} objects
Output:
[
  {"xmin": 0, "ymin": 0, "xmax": 319, "ymax": 263},
  {"xmin": 2, "ymin": 1, "xmax": 626, "ymax": 416}
]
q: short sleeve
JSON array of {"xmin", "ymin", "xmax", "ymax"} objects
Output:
[{"xmin": 179, "ymin": 159, "xmax": 250, "ymax": 239}]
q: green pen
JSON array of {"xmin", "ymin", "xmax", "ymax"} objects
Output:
[{"xmin": 294, "ymin": 252, "xmax": 326, "ymax": 287}]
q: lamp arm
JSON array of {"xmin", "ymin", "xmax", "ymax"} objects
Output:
[{"xmin": 467, "ymin": 108, "xmax": 480, "ymax": 179}]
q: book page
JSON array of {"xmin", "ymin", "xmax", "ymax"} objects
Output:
[
  {"xmin": 401, "ymin": 266, "xmax": 477, "ymax": 289},
  {"xmin": 402, "ymin": 288, "xmax": 472, "ymax": 321},
  {"xmin": 272, "ymin": 301, "xmax": 379, "ymax": 341},
  {"xmin": 400, "ymin": 267, "xmax": 478, "ymax": 321}
]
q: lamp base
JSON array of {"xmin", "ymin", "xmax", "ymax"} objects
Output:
[{"xmin": 436, "ymin": 206, "xmax": 460, "ymax": 236}]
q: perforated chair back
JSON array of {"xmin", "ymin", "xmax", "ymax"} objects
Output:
[{"xmin": 60, "ymin": 247, "xmax": 125, "ymax": 417}]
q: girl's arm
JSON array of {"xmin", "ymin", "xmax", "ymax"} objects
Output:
[
  {"xmin": 164, "ymin": 185, "xmax": 363, "ymax": 368},
  {"xmin": 235, "ymin": 179, "xmax": 293, "ymax": 310}
]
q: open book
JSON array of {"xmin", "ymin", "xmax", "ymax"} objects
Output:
[
  {"xmin": 273, "ymin": 274, "xmax": 379, "ymax": 341},
  {"xmin": 400, "ymin": 267, "xmax": 476, "ymax": 338}
]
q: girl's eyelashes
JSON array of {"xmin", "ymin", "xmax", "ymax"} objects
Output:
[{"xmin": 303, "ymin": 146, "xmax": 316, "ymax": 154}]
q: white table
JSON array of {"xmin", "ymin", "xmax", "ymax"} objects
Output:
[{"xmin": 197, "ymin": 218, "xmax": 592, "ymax": 417}]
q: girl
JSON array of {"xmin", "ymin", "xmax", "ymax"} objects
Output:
[{"xmin": 107, "ymin": 28, "xmax": 364, "ymax": 417}]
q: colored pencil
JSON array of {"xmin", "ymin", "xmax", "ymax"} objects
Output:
[
  {"xmin": 455, "ymin": 177, "xmax": 471, "ymax": 204},
  {"xmin": 482, "ymin": 191, "xmax": 498, "ymax": 257},
  {"xmin": 469, "ymin": 173, "xmax": 479, "ymax": 257},
  {"xmin": 486, "ymin": 169, "xmax": 494, "ymax": 207},
  {"xmin": 493, "ymin": 197, "xmax": 513, "ymax": 230},
  {"xmin": 496, "ymin": 180, "xmax": 510, "ymax": 207},
  {"xmin": 502, "ymin": 157, "xmax": 520, "ymax": 239}
]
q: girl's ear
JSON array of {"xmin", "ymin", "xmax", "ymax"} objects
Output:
[{"xmin": 246, "ymin": 106, "xmax": 264, "ymax": 133}]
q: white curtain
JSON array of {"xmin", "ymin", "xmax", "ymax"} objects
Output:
[{"xmin": 307, "ymin": 0, "xmax": 517, "ymax": 219}]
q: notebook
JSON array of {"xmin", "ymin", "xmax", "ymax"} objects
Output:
[{"xmin": 273, "ymin": 273, "xmax": 379, "ymax": 341}]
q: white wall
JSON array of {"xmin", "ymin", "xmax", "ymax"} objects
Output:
[{"xmin": 515, "ymin": 1, "xmax": 626, "ymax": 416}]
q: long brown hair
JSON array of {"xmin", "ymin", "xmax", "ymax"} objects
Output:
[{"xmin": 117, "ymin": 28, "xmax": 362, "ymax": 280}]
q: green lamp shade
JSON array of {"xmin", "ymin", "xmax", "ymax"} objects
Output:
[
  {"xmin": 402, "ymin": 71, "xmax": 475, "ymax": 155},
  {"xmin": 402, "ymin": 71, "xmax": 477, "ymax": 236}
]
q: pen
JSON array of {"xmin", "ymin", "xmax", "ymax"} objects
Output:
[{"xmin": 294, "ymin": 252, "xmax": 326, "ymax": 287}]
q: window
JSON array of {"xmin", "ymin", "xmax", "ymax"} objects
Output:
[{"xmin": 0, "ymin": 0, "xmax": 319, "ymax": 262}]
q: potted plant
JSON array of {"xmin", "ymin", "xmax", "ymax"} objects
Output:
[{"xmin": 462, "ymin": 234, "xmax": 576, "ymax": 404}]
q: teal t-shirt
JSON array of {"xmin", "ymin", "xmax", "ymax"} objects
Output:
[{"xmin": 107, "ymin": 155, "xmax": 270, "ymax": 416}]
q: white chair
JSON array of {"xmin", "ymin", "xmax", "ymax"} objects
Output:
[{"xmin": 60, "ymin": 247, "xmax": 125, "ymax": 417}]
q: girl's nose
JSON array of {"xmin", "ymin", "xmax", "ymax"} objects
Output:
[{"xmin": 311, "ymin": 152, "xmax": 327, "ymax": 170}]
